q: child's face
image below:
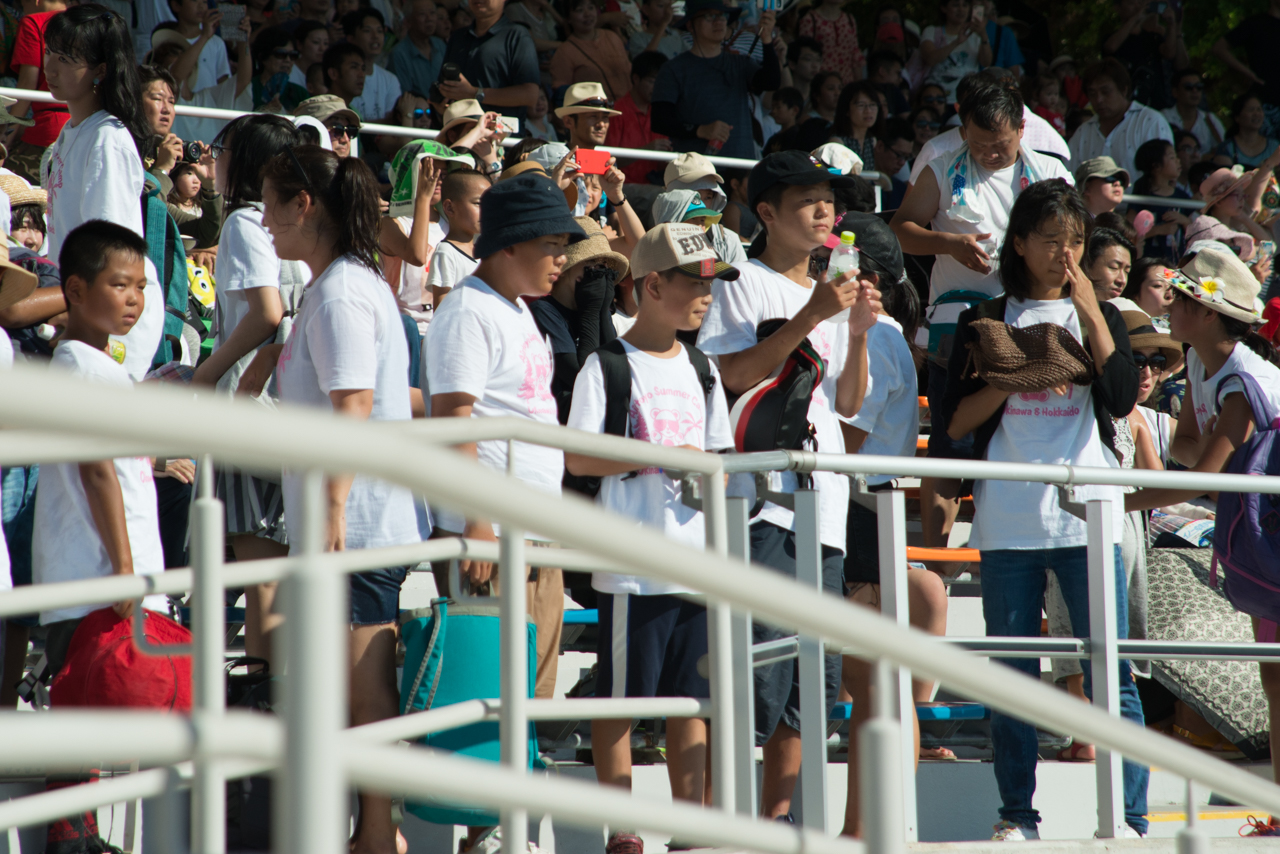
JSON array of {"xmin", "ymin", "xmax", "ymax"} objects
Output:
[
  {"xmin": 43, "ymin": 48, "xmax": 104, "ymax": 104},
  {"xmin": 177, "ymin": 170, "xmax": 202, "ymax": 200},
  {"xmin": 1037, "ymin": 82, "xmax": 1059, "ymax": 108},
  {"xmin": 507, "ymin": 234, "xmax": 570, "ymax": 297},
  {"xmin": 171, "ymin": 0, "xmax": 206, "ymax": 25},
  {"xmin": 872, "ymin": 61, "xmax": 902, "ymax": 85},
  {"xmin": 11, "ymin": 214, "xmax": 42, "ymax": 252},
  {"xmin": 793, "ymin": 47, "xmax": 821, "ymax": 81},
  {"xmin": 443, "ymin": 178, "xmax": 485, "ymax": 234},
  {"xmin": 529, "ymin": 89, "xmax": 548, "ymax": 120},
  {"xmin": 641, "ymin": 270, "xmax": 714, "ymax": 332},
  {"xmin": 770, "ymin": 100, "xmax": 798, "ymax": 126},
  {"xmin": 69, "ymin": 250, "xmax": 148, "ymax": 337},
  {"xmin": 1083, "ymin": 176, "xmax": 1124, "ymax": 212},
  {"xmin": 1157, "ymin": 144, "xmax": 1181, "ymax": 180},
  {"xmin": 1087, "ymin": 244, "xmax": 1131, "ymax": 301},
  {"xmin": 758, "ymin": 182, "xmax": 836, "ymax": 252}
]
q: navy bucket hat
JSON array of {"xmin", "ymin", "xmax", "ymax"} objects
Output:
[{"xmin": 473, "ymin": 173, "xmax": 587, "ymax": 259}]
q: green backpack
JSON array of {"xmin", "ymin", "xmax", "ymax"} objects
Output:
[{"xmin": 142, "ymin": 174, "xmax": 193, "ymax": 368}]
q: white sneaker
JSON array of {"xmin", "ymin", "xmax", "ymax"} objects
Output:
[
  {"xmin": 991, "ymin": 821, "xmax": 1039, "ymax": 841},
  {"xmin": 1124, "ymin": 826, "xmax": 1146, "ymax": 839}
]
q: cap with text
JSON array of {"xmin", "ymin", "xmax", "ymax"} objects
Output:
[{"xmin": 630, "ymin": 223, "xmax": 741, "ymax": 281}]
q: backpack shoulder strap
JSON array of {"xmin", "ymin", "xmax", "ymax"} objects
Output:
[
  {"xmin": 972, "ymin": 294, "xmax": 1008, "ymax": 322},
  {"xmin": 598, "ymin": 339, "xmax": 632, "ymax": 438},
  {"xmin": 683, "ymin": 343, "xmax": 717, "ymax": 401},
  {"xmin": 1217, "ymin": 372, "xmax": 1280, "ymax": 432}
]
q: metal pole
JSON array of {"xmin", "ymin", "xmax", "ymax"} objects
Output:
[
  {"xmin": 703, "ymin": 469, "xmax": 736, "ymax": 813},
  {"xmin": 725, "ymin": 496, "xmax": 757, "ymax": 818},
  {"xmin": 1177, "ymin": 780, "xmax": 1209, "ymax": 854},
  {"xmin": 501, "ymin": 440, "xmax": 529, "ymax": 853},
  {"xmin": 858, "ymin": 660, "xmax": 904, "ymax": 854},
  {"xmin": 191, "ymin": 454, "xmax": 226, "ymax": 854},
  {"xmin": 1086, "ymin": 499, "xmax": 1125, "ymax": 839},
  {"xmin": 278, "ymin": 470, "xmax": 347, "ymax": 854},
  {"xmin": 154, "ymin": 767, "xmax": 189, "ymax": 854},
  {"xmin": 793, "ymin": 489, "xmax": 827, "ymax": 831},
  {"xmin": 874, "ymin": 490, "xmax": 916, "ymax": 842}
]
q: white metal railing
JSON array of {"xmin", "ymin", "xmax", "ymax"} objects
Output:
[
  {"xmin": 1122, "ymin": 194, "xmax": 1205, "ymax": 210},
  {"xmin": 1, "ymin": 364, "xmax": 1278, "ymax": 854}
]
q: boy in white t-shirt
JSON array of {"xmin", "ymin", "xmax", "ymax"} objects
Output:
[
  {"xmin": 696, "ymin": 149, "xmax": 882, "ymax": 822},
  {"xmin": 565, "ymin": 223, "xmax": 738, "ymax": 849},
  {"xmin": 425, "ymin": 172, "xmax": 586, "ymax": 705},
  {"xmin": 164, "ymin": 0, "xmax": 230, "ymax": 93},
  {"xmin": 426, "ymin": 168, "xmax": 484, "ymax": 308},
  {"xmin": 32, "ymin": 221, "xmax": 169, "ymax": 677}
]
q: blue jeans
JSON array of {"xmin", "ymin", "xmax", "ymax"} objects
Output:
[{"xmin": 980, "ymin": 545, "xmax": 1149, "ymax": 834}]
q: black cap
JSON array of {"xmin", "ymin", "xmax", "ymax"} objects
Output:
[
  {"xmin": 473, "ymin": 173, "xmax": 587, "ymax": 259},
  {"xmin": 836, "ymin": 212, "xmax": 904, "ymax": 282},
  {"xmin": 682, "ymin": 0, "xmax": 741, "ymax": 29},
  {"xmin": 747, "ymin": 150, "xmax": 855, "ymax": 208}
]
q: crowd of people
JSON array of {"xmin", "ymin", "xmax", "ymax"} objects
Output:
[{"xmin": 3, "ymin": 0, "xmax": 1280, "ymax": 849}]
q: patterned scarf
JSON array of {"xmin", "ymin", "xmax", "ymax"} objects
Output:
[{"xmin": 942, "ymin": 143, "xmax": 1047, "ymax": 225}]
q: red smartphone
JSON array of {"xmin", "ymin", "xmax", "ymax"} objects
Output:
[{"xmin": 574, "ymin": 148, "xmax": 612, "ymax": 175}]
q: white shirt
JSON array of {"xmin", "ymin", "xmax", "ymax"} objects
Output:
[
  {"xmin": 968, "ymin": 298, "xmax": 1124, "ymax": 550},
  {"xmin": 1186, "ymin": 343, "xmax": 1280, "ymax": 436},
  {"xmin": 215, "ymin": 206, "xmax": 285, "ymax": 351},
  {"xmin": 1161, "ymin": 107, "xmax": 1225, "ymax": 156},
  {"xmin": 568, "ymin": 341, "xmax": 733, "ymax": 595},
  {"xmin": 909, "ymin": 107, "xmax": 1070, "ymax": 185},
  {"xmin": 276, "ymin": 256, "xmax": 419, "ymax": 553},
  {"xmin": 1068, "ymin": 101, "xmax": 1173, "ymax": 181},
  {"xmin": 425, "ymin": 276, "xmax": 564, "ymax": 535},
  {"xmin": 697, "ymin": 259, "xmax": 851, "ymax": 552},
  {"xmin": 392, "ymin": 218, "xmax": 446, "ymax": 333},
  {"xmin": 33, "ymin": 341, "xmax": 168, "ymax": 623},
  {"xmin": 426, "ymin": 239, "xmax": 479, "ymax": 297},
  {"xmin": 45, "ymin": 110, "xmax": 163, "ymax": 381},
  {"xmin": 0, "ymin": 329, "xmax": 11, "ymax": 590},
  {"xmin": 351, "ymin": 63, "xmax": 402, "ymax": 122},
  {"xmin": 847, "ymin": 316, "xmax": 918, "ymax": 486},
  {"xmin": 186, "ymin": 34, "xmax": 230, "ymax": 93}
]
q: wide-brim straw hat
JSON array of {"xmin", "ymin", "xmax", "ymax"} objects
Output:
[
  {"xmin": 1120, "ymin": 309, "xmax": 1182, "ymax": 367},
  {"xmin": 1200, "ymin": 167, "xmax": 1255, "ymax": 212},
  {"xmin": 440, "ymin": 99, "xmax": 484, "ymax": 134},
  {"xmin": 1169, "ymin": 241, "xmax": 1263, "ymax": 325},
  {"xmin": 0, "ymin": 240, "xmax": 38, "ymax": 312},
  {"xmin": 561, "ymin": 216, "xmax": 628, "ymax": 279},
  {"xmin": 0, "ymin": 175, "xmax": 46, "ymax": 211},
  {"xmin": 554, "ymin": 82, "xmax": 621, "ymax": 118}
]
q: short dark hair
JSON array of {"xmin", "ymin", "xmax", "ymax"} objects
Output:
[
  {"xmin": 252, "ymin": 25, "xmax": 296, "ymax": 73},
  {"xmin": 961, "ymin": 83, "xmax": 1022, "ymax": 133},
  {"xmin": 773, "ymin": 86, "xmax": 803, "ymax": 111},
  {"xmin": 323, "ymin": 41, "xmax": 364, "ymax": 81},
  {"xmin": 1132, "ymin": 137, "xmax": 1173, "ymax": 192},
  {"xmin": 1085, "ymin": 226, "xmax": 1135, "ymax": 271},
  {"xmin": 1173, "ymin": 128, "xmax": 1199, "ymax": 153},
  {"xmin": 998, "ymin": 179, "xmax": 1092, "ymax": 300},
  {"xmin": 441, "ymin": 167, "xmax": 488, "ymax": 201},
  {"xmin": 833, "ymin": 80, "xmax": 882, "ymax": 138},
  {"xmin": 786, "ymin": 36, "xmax": 822, "ymax": 64},
  {"xmin": 1171, "ymin": 67, "xmax": 1203, "ymax": 88},
  {"xmin": 1081, "ymin": 58, "xmax": 1131, "ymax": 99},
  {"xmin": 630, "ymin": 50, "xmax": 666, "ymax": 81},
  {"xmin": 341, "ymin": 6, "xmax": 384, "ymax": 36},
  {"xmin": 11, "ymin": 204, "xmax": 44, "ymax": 237},
  {"xmin": 1188, "ymin": 160, "xmax": 1217, "ymax": 195},
  {"xmin": 866, "ymin": 50, "xmax": 903, "ymax": 78},
  {"xmin": 1093, "ymin": 210, "xmax": 1136, "ymax": 245},
  {"xmin": 503, "ymin": 135, "xmax": 547, "ymax": 170},
  {"xmin": 59, "ymin": 220, "xmax": 148, "ymax": 295},
  {"xmin": 881, "ymin": 117, "xmax": 913, "ymax": 147}
]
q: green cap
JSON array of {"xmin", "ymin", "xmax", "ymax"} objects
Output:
[{"xmin": 388, "ymin": 140, "xmax": 473, "ymax": 218}]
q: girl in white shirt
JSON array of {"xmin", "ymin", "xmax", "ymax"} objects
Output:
[
  {"xmin": 261, "ymin": 145, "xmax": 418, "ymax": 854},
  {"xmin": 943, "ymin": 179, "xmax": 1148, "ymax": 841},
  {"xmin": 1127, "ymin": 245, "xmax": 1280, "ymax": 815}
]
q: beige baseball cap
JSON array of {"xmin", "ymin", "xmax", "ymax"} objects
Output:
[
  {"xmin": 293, "ymin": 95, "xmax": 360, "ymax": 128},
  {"xmin": 630, "ymin": 222, "xmax": 740, "ymax": 281},
  {"xmin": 663, "ymin": 152, "xmax": 723, "ymax": 189}
]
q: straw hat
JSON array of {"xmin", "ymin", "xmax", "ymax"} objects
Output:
[
  {"xmin": 0, "ymin": 175, "xmax": 46, "ymax": 212},
  {"xmin": 1121, "ymin": 309, "xmax": 1182, "ymax": 367},
  {"xmin": 498, "ymin": 161, "xmax": 547, "ymax": 181},
  {"xmin": 1199, "ymin": 167, "xmax": 1255, "ymax": 213},
  {"xmin": 151, "ymin": 28, "xmax": 200, "ymax": 92},
  {"xmin": 1169, "ymin": 241, "xmax": 1263, "ymax": 325},
  {"xmin": 0, "ymin": 241, "xmax": 38, "ymax": 312},
  {"xmin": 561, "ymin": 216, "xmax": 628, "ymax": 279},
  {"xmin": 554, "ymin": 82, "xmax": 621, "ymax": 118},
  {"xmin": 440, "ymin": 99, "xmax": 484, "ymax": 134}
]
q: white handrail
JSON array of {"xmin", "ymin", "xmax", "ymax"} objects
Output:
[{"xmin": 3, "ymin": 365, "xmax": 1280, "ymax": 823}]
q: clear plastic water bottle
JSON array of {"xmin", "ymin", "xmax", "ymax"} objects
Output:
[{"xmin": 826, "ymin": 231, "xmax": 860, "ymax": 325}]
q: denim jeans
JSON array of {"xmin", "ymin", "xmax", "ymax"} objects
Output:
[{"xmin": 980, "ymin": 545, "xmax": 1149, "ymax": 834}]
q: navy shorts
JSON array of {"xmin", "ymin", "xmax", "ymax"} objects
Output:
[
  {"xmin": 844, "ymin": 496, "xmax": 883, "ymax": 586},
  {"xmin": 749, "ymin": 521, "xmax": 843, "ymax": 745},
  {"xmin": 350, "ymin": 566, "xmax": 408, "ymax": 625},
  {"xmin": 925, "ymin": 360, "xmax": 974, "ymax": 459},
  {"xmin": 595, "ymin": 593, "xmax": 709, "ymax": 700}
]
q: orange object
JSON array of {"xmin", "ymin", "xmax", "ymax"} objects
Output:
[
  {"xmin": 917, "ymin": 396, "xmax": 928, "ymax": 408},
  {"xmin": 906, "ymin": 546, "xmax": 981, "ymax": 563}
]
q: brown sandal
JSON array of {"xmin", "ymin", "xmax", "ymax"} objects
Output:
[{"xmin": 1056, "ymin": 741, "xmax": 1096, "ymax": 762}]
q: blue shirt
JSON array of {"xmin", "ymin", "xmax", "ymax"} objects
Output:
[
  {"xmin": 388, "ymin": 35, "xmax": 447, "ymax": 99},
  {"xmin": 985, "ymin": 20, "xmax": 1024, "ymax": 70}
]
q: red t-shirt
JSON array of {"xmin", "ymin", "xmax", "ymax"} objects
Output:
[
  {"xmin": 605, "ymin": 92, "xmax": 667, "ymax": 185},
  {"xmin": 12, "ymin": 12, "xmax": 69, "ymax": 148}
]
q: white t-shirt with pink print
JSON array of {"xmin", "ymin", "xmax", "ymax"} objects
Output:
[
  {"xmin": 425, "ymin": 275, "xmax": 564, "ymax": 535},
  {"xmin": 568, "ymin": 340, "xmax": 733, "ymax": 595}
]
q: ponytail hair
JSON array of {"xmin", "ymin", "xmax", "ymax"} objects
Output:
[
  {"xmin": 261, "ymin": 145, "xmax": 382, "ymax": 275},
  {"xmin": 1221, "ymin": 314, "xmax": 1280, "ymax": 367},
  {"xmin": 46, "ymin": 5, "xmax": 149, "ymax": 159}
]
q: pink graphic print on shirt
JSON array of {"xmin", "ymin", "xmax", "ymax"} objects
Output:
[
  {"xmin": 1006, "ymin": 384, "xmax": 1080, "ymax": 418},
  {"xmin": 516, "ymin": 334, "xmax": 557, "ymax": 417},
  {"xmin": 629, "ymin": 385, "xmax": 705, "ymax": 476}
]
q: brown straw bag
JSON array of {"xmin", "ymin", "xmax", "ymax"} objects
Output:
[{"xmin": 964, "ymin": 318, "xmax": 1095, "ymax": 393}]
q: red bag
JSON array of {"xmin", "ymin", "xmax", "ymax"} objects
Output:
[{"xmin": 49, "ymin": 607, "xmax": 192, "ymax": 711}]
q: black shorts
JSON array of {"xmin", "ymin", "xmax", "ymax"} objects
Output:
[
  {"xmin": 843, "ymin": 497, "xmax": 882, "ymax": 586},
  {"xmin": 595, "ymin": 593, "xmax": 709, "ymax": 700},
  {"xmin": 749, "ymin": 521, "xmax": 843, "ymax": 745},
  {"xmin": 925, "ymin": 360, "xmax": 975, "ymax": 459}
]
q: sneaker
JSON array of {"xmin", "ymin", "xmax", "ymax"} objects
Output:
[
  {"xmin": 1124, "ymin": 826, "xmax": 1146, "ymax": 839},
  {"xmin": 1241, "ymin": 815, "xmax": 1280, "ymax": 836},
  {"xmin": 991, "ymin": 821, "xmax": 1039, "ymax": 841},
  {"xmin": 607, "ymin": 833, "xmax": 644, "ymax": 854}
]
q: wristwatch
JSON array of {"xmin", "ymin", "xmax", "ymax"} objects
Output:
[{"xmin": 475, "ymin": 86, "xmax": 485, "ymax": 104}]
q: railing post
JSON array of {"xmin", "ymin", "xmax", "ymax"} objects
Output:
[
  {"xmin": 874, "ymin": 489, "xmax": 916, "ymax": 843},
  {"xmin": 860, "ymin": 659, "xmax": 905, "ymax": 854},
  {"xmin": 191, "ymin": 455, "xmax": 226, "ymax": 854},
  {"xmin": 703, "ymin": 468, "xmax": 736, "ymax": 813},
  {"xmin": 793, "ymin": 489, "xmax": 827, "ymax": 831},
  {"xmin": 1178, "ymin": 780, "xmax": 1209, "ymax": 854},
  {"xmin": 725, "ymin": 496, "xmax": 757, "ymax": 818},
  {"xmin": 278, "ymin": 469, "xmax": 347, "ymax": 854},
  {"xmin": 501, "ymin": 438, "xmax": 529, "ymax": 854},
  {"xmin": 1086, "ymin": 498, "xmax": 1125, "ymax": 839}
]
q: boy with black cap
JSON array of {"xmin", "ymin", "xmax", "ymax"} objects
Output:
[
  {"xmin": 425, "ymin": 172, "xmax": 586, "ymax": 701},
  {"xmin": 565, "ymin": 222, "xmax": 739, "ymax": 853},
  {"xmin": 696, "ymin": 149, "xmax": 882, "ymax": 822}
]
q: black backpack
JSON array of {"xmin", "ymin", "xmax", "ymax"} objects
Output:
[{"xmin": 565, "ymin": 338, "xmax": 717, "ymax": 498}]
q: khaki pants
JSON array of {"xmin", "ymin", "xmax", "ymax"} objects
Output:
[{"xmin": 430, "ymin": 530, "xmax": 563, "ymax": 699}]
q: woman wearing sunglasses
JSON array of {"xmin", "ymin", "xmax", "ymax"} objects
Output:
[
  {"xmin": 251, "ymin": 25, "xmax": 312, "ymax": 112},
  {"xmin": 908, "ymin": 105, "xmax": 939, "ymax": 159}
]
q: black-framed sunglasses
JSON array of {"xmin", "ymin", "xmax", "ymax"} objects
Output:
[
  {"xmin": 574, "ymin": 97, "xmax": 614, "ymax": 110},
  {"xmin": 272, "ymin": 49, "xmax": 301, "ymax": 59},
  {"xmin": 1100, "ymin": 174, "xmax": 1127, "ymax": 185},
  {"xmin": 1133, "ymin": 353, "xmax": 1169, "ymax": 372},
  {"xmin": 915, "ymin": 119, "xmax": 941, "ymax": 129},
  {"xmin": 327, "ymin": 124, "xmax": 359, "ymax": 138}
]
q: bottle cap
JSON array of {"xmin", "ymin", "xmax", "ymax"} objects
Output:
[{"xmin": 840, "ymin": 231, "xmax": 856, "ymax": 244}]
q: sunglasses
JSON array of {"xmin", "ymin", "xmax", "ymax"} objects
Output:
[
  {"xmin": 327, "ymin": 124, "xmax": 360, "ymax": 138},
  {"xmin": 1098, "ymin": 174, "xmax": 1127, "ymax": 185},
  {"xmin": 1133, "ymin": 353, "xmax": 1169, "ymax": 372},
  {"xmin": 272, "ymin": 49, "xmax": 301, "ymax": 59},
  {"xmin": 412, "ymin": 107, "xmax": 429, "ymax": 119},
  {"xmin": 915, "ymin": 119, "xmax": 941, "ymax": 129},
  {"xmin": 574, "ymin": 97, "xmax": 614, "ymax": 110}
]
